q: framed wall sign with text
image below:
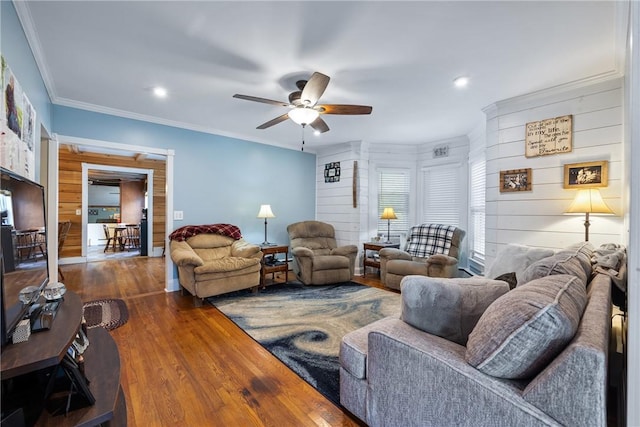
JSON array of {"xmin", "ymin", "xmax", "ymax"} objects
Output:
[{"xmin": 525, "ymin": 115, "xmax": 572, "ymax": 158}]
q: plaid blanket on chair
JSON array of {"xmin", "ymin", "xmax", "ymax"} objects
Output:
[
  {"xmin": 168, "ymin": 224, "xmax": 242, "ymax": 241},
  {"xmin": 405, "ymin": 224, "xmax": 457, "ymax": 258}
]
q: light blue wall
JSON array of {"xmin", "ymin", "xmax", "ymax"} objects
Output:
[
  {"xmin": 53, "ymin": 105, "xmax": 316, "ymax": 245},
  {"xmin": 1, "ymin": 1, "xmax": 53, "ymax": 179}
]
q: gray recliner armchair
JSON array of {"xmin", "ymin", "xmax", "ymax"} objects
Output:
[
  {"xmin": 379, "ymin": 224, "xmax": 465, "ymax": 290},
  {"xmin": 287, "ymin": 220, "xmax": 358, "ymax": 285}
]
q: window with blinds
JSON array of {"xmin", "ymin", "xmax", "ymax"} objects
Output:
[
  {"xmin": 422, "ymin": 165, "xmax": 461, "ymax": 226},
  {"xmin": 469, "ymin": 156, "xmax": 486, "ymax": 263},
  {"xmin": 377, "ymin": 170, "xmax": 410, "ymax": 236}
]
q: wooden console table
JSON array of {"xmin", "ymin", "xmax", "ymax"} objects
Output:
[
  {"xmin": 363, "ymin": 242, "xmax": 400, "ymax": 277},
  {"xmin": 1, "ymin": 291, "xmax": 126, "ymax": 426},
  {"xmin": 260, "ymin": 245, "xmax": 289, "ymax": 287}
]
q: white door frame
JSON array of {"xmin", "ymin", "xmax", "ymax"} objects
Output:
[{"xmin": 81, "ymin": 163, "xmax": 154, "ymax": 257}]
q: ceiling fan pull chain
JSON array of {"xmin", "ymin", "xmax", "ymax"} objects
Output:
[{"xmin": 301, "ymin": 124, "xmax": 305, "ymax": 151}]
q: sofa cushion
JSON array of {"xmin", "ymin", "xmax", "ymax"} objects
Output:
[
  {"xmin": 312, "ymin": 254, "xmax": 350, "ymax": 271},
  {"xmin": 194, "ymin": 257, "xmax": 261, "ymax": 274},
  {"xmin": 400, "ymin": 276, "xmax": 510, "ymax": 345},
  {"xmin": 485, "ymin": 244, "xmax": 555, "ymax": 285},
  {"xmin": 519, "ymin": 242, "xmax": 594, "ymax": 286},
  {"xmin": 465, "ymin": 274, "xmax": 587, "ymax": 379}
]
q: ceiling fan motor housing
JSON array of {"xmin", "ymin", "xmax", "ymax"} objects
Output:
[{"xmin": 288, "ymin": 91, "xmax": 302, "ymax": 106}]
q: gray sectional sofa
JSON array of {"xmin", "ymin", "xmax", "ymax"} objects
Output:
[{"xmin": 340, "ymin": 242, "xmax": 615, "ymax": 426}]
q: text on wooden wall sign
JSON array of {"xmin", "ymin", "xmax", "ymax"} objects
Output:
[{"xmin": 525, "ymin": 115, "xmax": 572, "ymax": 158}]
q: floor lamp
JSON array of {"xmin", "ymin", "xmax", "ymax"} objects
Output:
[
  {"xmin": 257, "ymin": 204, "xmax": 276, "ymax": 246},
  {"xmin": 564, "ymin": 189, "xmax": 614, "ymax": 241},
  {"xmin": 380, "ymin": 207, "xmax": 397, "ymax": 244}
]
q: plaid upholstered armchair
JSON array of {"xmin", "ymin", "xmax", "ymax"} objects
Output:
[{"xmin": 379, "ymin": 224, "xmax": 465, "ymax": 290}]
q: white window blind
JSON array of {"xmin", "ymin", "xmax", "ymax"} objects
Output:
[
  {"xmin": 469, "ymin": 156, "xmax": 486, "ymax": 263},
  {"xmin": 377, "ymin": 170, "xmax": 410, "ymax": 236},
  {"xmin": 422, "ymin": 165, "xmax": 461, "ymax": 226}
]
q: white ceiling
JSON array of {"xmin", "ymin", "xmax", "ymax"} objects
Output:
[{"xmin": 17, "ymin": 1, "xmax": 626, "ymax": 152}]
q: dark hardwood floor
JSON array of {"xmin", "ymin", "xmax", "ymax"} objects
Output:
[{"xmin": 60, "ymin": 258, "xmax": 385, "ymax": 426}]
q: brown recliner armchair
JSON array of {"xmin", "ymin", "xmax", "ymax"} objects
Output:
[
  {"xmin": 379, "ymin": 224, "xmax": 465, "ymax": 290},
  {"xmin": 169, "ymin": 224, "xmax": 263, "ymax": 305},
  {"xmin": 287, "ymin": 221, "xmax": 358, "ymax": 285}
]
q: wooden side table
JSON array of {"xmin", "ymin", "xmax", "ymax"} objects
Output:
[
  {"xmin": 260, "ymin": 245, "xmax": 289, "ymax": 287},
  {"xmin": 363, "ymin": 242, "xmax": 400, "ymax": 277}
]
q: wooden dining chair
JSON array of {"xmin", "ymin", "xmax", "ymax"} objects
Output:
[
  {"xmin": 58, "ymin": 221, "xmax": 71, "ymax": 280},
  {"xmin": 125, "ymin": 224, "xmax": 141, "ymax": 251},
  {"xmin": 102, "ymin": 224, "xmax": 114, "ymax": 252},
  {"xmin": 14, "ymin": 230, "xmax": 36, "ymax": 263}
]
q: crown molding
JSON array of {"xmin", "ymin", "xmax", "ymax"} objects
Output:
[
  {"xmin": 483, "ymin": 70, "xmax": 623, "ymax": 116},
  {"xmin": 53, "ymin": 97, "xmax": 309, "ymax": 153}
]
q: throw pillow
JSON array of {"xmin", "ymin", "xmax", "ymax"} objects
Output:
[
  {"xmin": 561, "ymin": 241, "xmax": 594, "ymax": 278},
  {"xmin": 519, "ymin": 249, "xmax": 589, "ymax": 286},
  {"xmin": 465, "ymin": 274, "xmax": 587, "ymax": 379},
  {"xmin": 485, "ymin": 244, "xmax": 555, "ymax": 285},
  {"xmin": 400, "ymin": 275, "xmax": 510, "ymax": 346},
  {"xmin": 494, "ymin": 272, "xmax": 517, "ymax": 290}
]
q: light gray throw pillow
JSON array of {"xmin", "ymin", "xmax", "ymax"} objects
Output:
[
  {"xmin": 400, "ymin": 275, "xmax": 510, "ymax": 346},
  {"xmin": 485, "ymin": 244, "xmax": 555, "ymax": 285},
  {"xmin": 465, "ymin": 274, "xmax": 587, "ymax": 379},
  {"xmin": 520, "ymin": 242, "xmax": 594, "ymax": 286}
]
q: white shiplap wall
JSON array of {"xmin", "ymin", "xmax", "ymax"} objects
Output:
[
  {"xmin": 316, "ymin": 138, "xmax": 473, "ymax": 274},
  {"xmin": 315, "ymin": 142, "xmax": 365, "ymax": 253},
  {"xmin": 484, "ymin": 77, "xmax": 625, "ymax": 269}
]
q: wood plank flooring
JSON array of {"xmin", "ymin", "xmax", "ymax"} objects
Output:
[{"xmin": 60, "ymin": 257, "xmax": 386, "ymax": 426}]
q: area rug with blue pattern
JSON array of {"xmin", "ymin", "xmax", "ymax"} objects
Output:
[{"xmin": 207, "ymin": 281, "xmax": 401, "ymax": 405}]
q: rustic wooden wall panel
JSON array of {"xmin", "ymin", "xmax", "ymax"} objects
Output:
[
  {"xmin": 58, "ymin": 146, "xmax": 166, "ymax": 258},
  {"xmin": 120, "ymin": 181, "xmax": 145, "ymax": 224}
]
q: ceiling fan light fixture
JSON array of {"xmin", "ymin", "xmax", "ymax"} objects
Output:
[{"xmin": 288, "ymin": 107, "xmax": 319, "ymax": 125}]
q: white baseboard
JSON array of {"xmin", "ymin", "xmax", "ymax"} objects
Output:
[
  {"xmin": 59, "ymin": 256, "xmax": 86, "ymax": 265},
  {"xmin": 166, "ymin": 277, "xmax": 180, "ymax": 292}
]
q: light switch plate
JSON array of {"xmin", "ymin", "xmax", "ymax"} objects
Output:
[{"xmin": 173, "ymin": 211, "xmax": 184, "ymax": 220}]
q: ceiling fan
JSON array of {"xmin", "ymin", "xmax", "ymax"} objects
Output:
[{"xmin": 233, "ymin": 72, "xmax": 372, "ymax": 134}]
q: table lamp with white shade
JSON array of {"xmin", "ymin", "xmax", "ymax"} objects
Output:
[
  {"xmin": 257, "ymin": 204, "xmax": 276, "ymax": 246},
  {"xmin": 380, "ymin": 207, "xmax": 397, "ymax": 244}
]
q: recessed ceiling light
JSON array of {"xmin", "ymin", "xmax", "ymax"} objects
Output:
[
  {"xmin": 453, "ymin": 76, "xmax": 469, "ymax": 88},
  {"xmin": 314, "ymin": 130, "xmax": 321, "ymax": 136},
  {"xmin": 153, "ymin": 86, "xmax": 168, "ymax": 98}
]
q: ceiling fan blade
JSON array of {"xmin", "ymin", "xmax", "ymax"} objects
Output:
[
  {"xmin": 300, "ymin": 72, "xmax": 330, "ymax": 106},
  {"xmin": 257, "ymin": 113, "xmax": 290, "ymax": 129},
  {"xmin": 319, "ymin": 104, "xmax": 373, "ymax": 115},
  {"xmin": 233, "ymin": 94, "xmax": 290, "ymax": 107},
  {"xmin": 309, "ymin": 117, "xmax": 330, "ymax": 133}
]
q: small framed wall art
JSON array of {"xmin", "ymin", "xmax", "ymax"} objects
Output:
[
  {"xmin": 500, "ymin": 168, "xmax": 532, "ymax": 192},
  {"xmin": 563, "ymin": 160, "xmax": 608, "ymax": 188},
  {"xmin": 324, "ymin": 162, "xmax": 340, "ymax": 183}
]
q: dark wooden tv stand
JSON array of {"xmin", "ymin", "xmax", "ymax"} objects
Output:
[{"xmin": 1, "ymin": 291, "xmax": 126, "ymax": 426}]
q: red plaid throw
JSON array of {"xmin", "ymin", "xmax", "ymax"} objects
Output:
[{"xmin": 168, "ymin": 224, "xmax": 242, "ymax": 241}]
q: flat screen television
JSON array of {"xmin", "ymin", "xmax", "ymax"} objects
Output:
[{"xmin": 0, "ymin": 167, "xmax": 49, "ymax": 349}]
